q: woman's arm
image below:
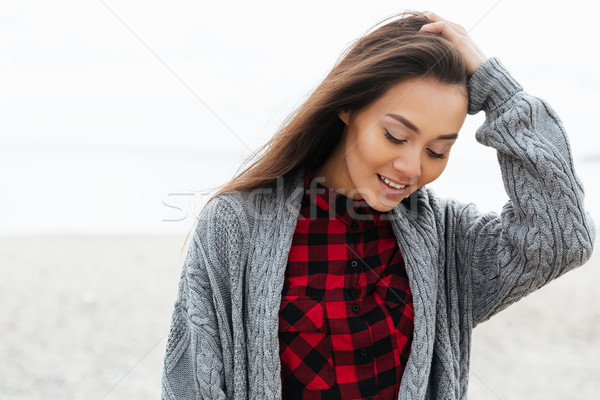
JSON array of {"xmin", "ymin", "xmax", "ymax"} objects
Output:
[
  {"xmin": 420, "ymin": 10, "xmax": 595, "ymax": 326},
  {"xmin": 453, "ymin": 56, "xmax": 595, "ymax": 327}
]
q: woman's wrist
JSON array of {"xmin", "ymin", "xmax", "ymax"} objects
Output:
[{"xmin": 467, "ymin": 57, "xmax": 523, "ymax": 115}]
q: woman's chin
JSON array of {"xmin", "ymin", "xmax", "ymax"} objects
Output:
[{"xmin": 362, "ymin": 193, "xmax": 401, "ymax": 212}]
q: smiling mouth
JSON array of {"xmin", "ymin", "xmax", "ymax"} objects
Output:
[{"xmin": 378, "ymin": 174, "xmax": 407, "ymax": 190}]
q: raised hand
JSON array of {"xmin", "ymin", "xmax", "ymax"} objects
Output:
[{"xmin": 419, "ymin": 11, "xmax": 488, "ymax": 76}]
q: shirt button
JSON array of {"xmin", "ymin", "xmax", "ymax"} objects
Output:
[
  {"xmin": 351, "ymin": 260, "xmax": 358, "ymax": 268},
  {"xmin": 350, "ymin": 222, "xmax": 359, "ymax": 230},
  {"xmin": 360, "ymin": 348, "xmax": 368, "ymax": 357},
  {"xmin": 352, "ymin": 304, "xmax": 360, "ymax": 313}
]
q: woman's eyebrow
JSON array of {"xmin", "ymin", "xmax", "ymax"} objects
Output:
[{"xmin": 386, "ymin": 113, "xmax": 459, "ymax": 140}]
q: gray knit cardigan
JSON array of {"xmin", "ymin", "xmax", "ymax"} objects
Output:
[{"xmin": 161, "ymin": 57, "xmax": 595, "ymax": 399}]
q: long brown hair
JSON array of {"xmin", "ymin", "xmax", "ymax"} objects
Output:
[{"xmin": 181, "ymin": 10, "xmax": 467, "ymax": 253}]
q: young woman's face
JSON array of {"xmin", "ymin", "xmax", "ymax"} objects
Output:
[{"xmin": 318, "ymin": 76, "xmax": 468, "ymax": 212}]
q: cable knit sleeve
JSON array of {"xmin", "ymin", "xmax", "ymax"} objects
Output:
[
  {"xmin": 161, "ymin": 196, "xmax": 240, "ymax": 400},
  {"xmin": 453, "ymin": 57, "xmax": 596, "ymax": 328}
]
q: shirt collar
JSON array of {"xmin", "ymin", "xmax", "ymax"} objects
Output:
[{"xmin": 304, "ymin": 168, "xmax": 384, "ymax": 226}]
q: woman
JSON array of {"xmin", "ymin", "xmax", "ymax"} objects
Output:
[{"xmin": 161, "ymin": 10, "xmax": 595, "ymax": 400}]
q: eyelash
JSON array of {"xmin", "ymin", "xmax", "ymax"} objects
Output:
[{"xmin": 384, "ymin": 131, "xmax": 446, "ymax": 159}]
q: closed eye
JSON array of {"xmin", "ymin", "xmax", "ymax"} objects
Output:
[
  {"xmin": 427, "ymin": 149, "xmax": 446, "ymax": 159},
  {"xmin": 385, "ymin": 130, "xmax": 447, "ymax": 160},
  {"xmin": 384, "ymin": 130, "xmax": 406, "ymax": 145}
]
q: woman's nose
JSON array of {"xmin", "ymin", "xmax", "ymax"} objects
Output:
[{"xmin": 393, "ymin": 150, "xmax": 421, "ymax": 179}]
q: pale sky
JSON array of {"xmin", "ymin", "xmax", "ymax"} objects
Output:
[{"xmin": 1, "ymin": 0, "xmax": 598, "ymax": 234}]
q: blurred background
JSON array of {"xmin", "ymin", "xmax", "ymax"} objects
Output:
[{"xmin": 1, "ymin": 0, "xmax": 598, "ymax": 399}]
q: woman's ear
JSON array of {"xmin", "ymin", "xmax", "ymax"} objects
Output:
[{"xmin": 338, "ymin": 110, "xmax": 350, "ymax": 126}]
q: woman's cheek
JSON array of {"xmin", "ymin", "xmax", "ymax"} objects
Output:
[{"xmin": 422, "ymin": 159, "xmax": 449, "ymax": 186}]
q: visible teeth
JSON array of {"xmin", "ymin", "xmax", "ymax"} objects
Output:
[{"xmin": 379, "ymin": 175, "xmax": 406, "ymax": 189}]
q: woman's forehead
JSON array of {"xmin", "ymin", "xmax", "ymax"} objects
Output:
[{"xmin": 362, "ymin": 78, "xmax": 468, "ymax": 125}]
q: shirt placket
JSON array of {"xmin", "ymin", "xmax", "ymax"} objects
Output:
[{"xmin": 346, "ymin": 215, "xmax": 380, "ymax": 399}]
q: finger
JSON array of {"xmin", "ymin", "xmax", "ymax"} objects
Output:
[
  {"xmin": 419, "ymin": 21, "xmax": 461, "ymax": 42},
  {"xmin": 422, "ymin": 11, "xmax": 465, "ymax": 33},
  {"xmin": 422, "ymin": 11, "xmax": 443, "ymax": 22}
]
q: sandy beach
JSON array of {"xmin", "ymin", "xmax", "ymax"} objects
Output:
[{"xmin": 0, "ymin": 234, "xmax": 598, "ymax": 399}]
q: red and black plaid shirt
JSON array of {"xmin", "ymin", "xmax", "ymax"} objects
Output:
[{"xmin": 279, "ymin": 169, "xmax": 414, "ymax": 400}]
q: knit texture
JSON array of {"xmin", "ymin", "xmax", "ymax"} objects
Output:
[{"xmin": 161, "ymin": 56, "xmax": 595, "ymax": 400}]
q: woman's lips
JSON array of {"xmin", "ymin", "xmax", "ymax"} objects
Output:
[
  {"xmin": 377, "ymin": 174, "xmax": 408, "ymax": 196},
  {"xmin": 378, "ymin": 174, "xmax": 409, "ymax": 186}
]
